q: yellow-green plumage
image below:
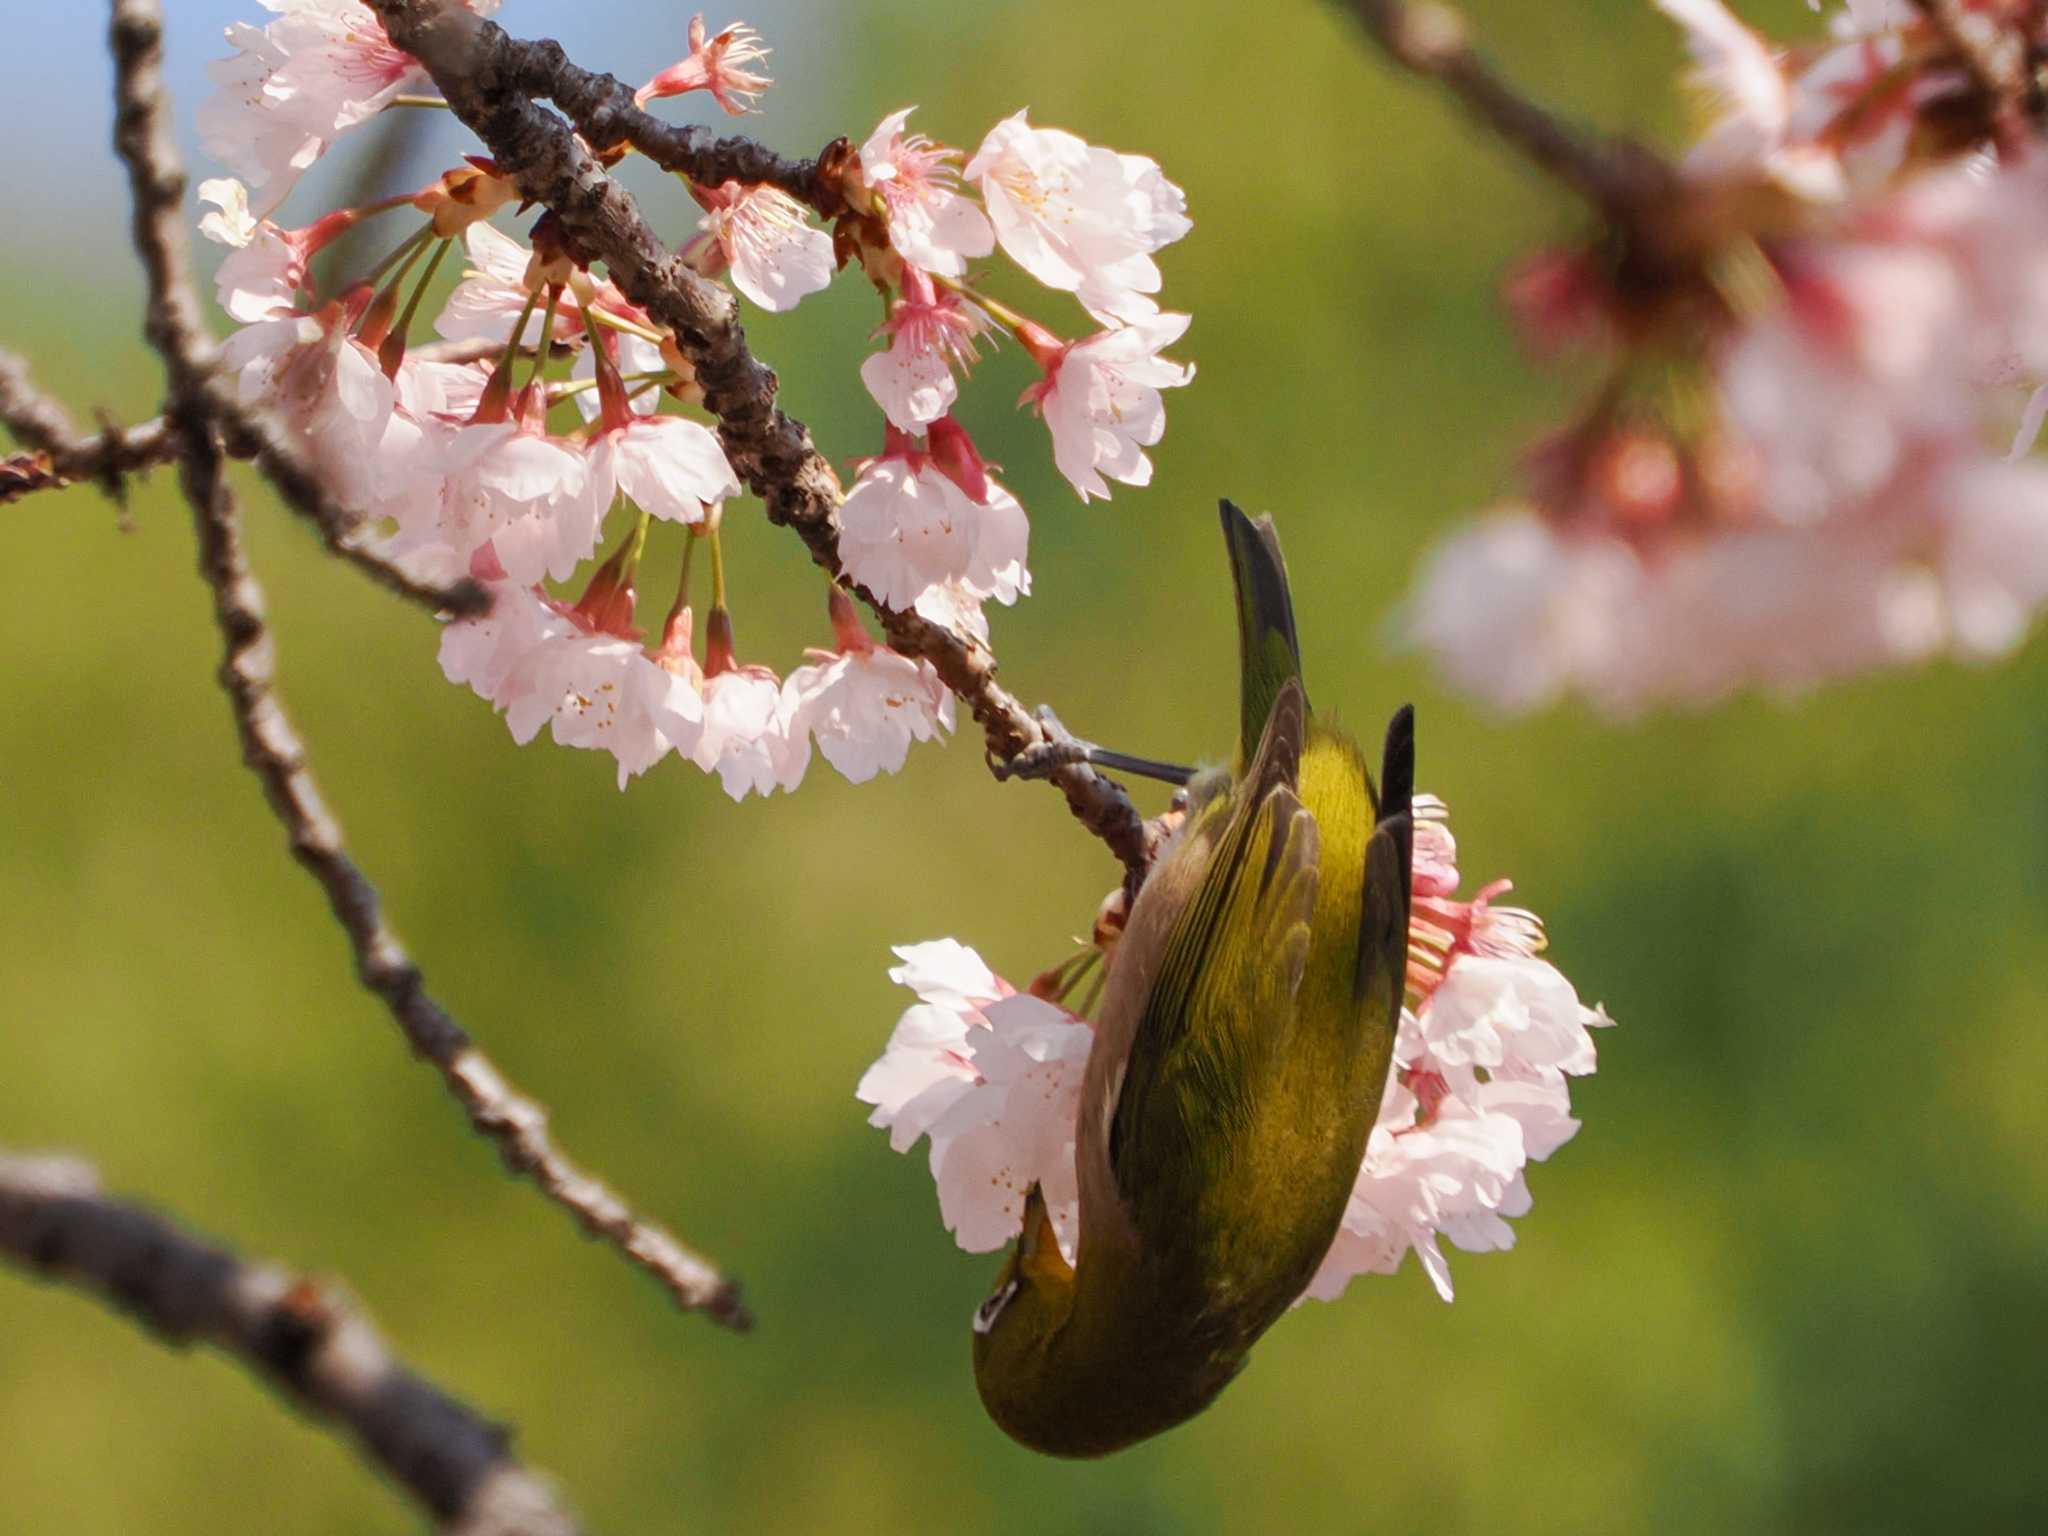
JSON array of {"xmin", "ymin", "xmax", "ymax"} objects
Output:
[{"xmin": 972, "ymin": 501, "xmax": 1414, "ymax": 1457}]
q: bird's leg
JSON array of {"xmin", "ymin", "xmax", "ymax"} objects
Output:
[{"xmin": 992, "ymin": 707, "xmax": 1198, "ymax": 786}]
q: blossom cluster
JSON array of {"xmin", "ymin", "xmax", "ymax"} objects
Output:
[
  {"xmin": 1405, "ymin": 1, "xmax": 2048, "ymax": 714},
  {"xmin": 858, "ymin": 796, "xmax": 1610, "ymax": 1302},
  {"xmin": 192, "ymin": 2, "xmax": 1192, "ymax": 794}
]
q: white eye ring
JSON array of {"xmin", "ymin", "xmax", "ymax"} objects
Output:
[{"xmin": 972, "ymin": 1280, "xmax": 1019, "ymax": 1335}]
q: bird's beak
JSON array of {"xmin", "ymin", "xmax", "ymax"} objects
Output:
[{"xmin": 1017, "ymin": 1184, "xmax": 1074, "ymax": 1284}]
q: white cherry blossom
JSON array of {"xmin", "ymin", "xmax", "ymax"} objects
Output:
[
  {"xmin": 689, "ymin": 182, "xmax": 835, "ymax": 313},
  {"xmin": 585, "ymin": 414, "xmax": 741, "ymax": 526},
  {"xmin": 1027, "ymin": 313, "xmax": 1194, "ymax": 503},
  {"xmin": 858, "ymin": 107, "xmax": 994, "ymax": 279},
  {"xmin": 422, "ymin": 416, "xmax": 603, "ymax": 586},
  {"xmin": 783, "ymin": 591, "xmax": 955, "ymax": 783},
  {"xmin": 964, "ymin": 111, "xmax": 1190, "ymax": 323},
  {"xmin": 857, "ymin": 947, "xmax": 1091, "ymax": 1261},
  {"xmin": 220, "ymin": 299, "xmax": 393, "ymax": 513},
  {"xmin": 198, "ymin": 2, "xmax": 498, "ymax": 205},
  {"xmin": 837, "ymin": 439, "xmax": 1029, "ymax": 610},
  {"xmin": 686, "ymin": 664, "xmax": 808, "ymax": 799},
  {"xmin": 859, "ymin": 268, "xmax": 992, "ymax": 433}
]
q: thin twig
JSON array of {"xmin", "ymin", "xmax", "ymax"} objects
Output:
[
  {"xmin": 109, "ymin": 0, "xmax": 749, "ymax": 1331},
  {"xmin": 365, "ymin": 0, "xmax": 1159, "ymax": 888},
  {"xmin": 0, "ymin": 411, "xmax": 175, "ymax": 506},
  {"xmin": 498, "ymin": 35, "xmax": 847, "ymax": 214},
  {"xmin": 0, "ymin": 1151, "xmax": 580, "ymax": 1536},
  {"xmin": 1339, "ymin": 0, "xmax": 1676, "ymax": 223}
]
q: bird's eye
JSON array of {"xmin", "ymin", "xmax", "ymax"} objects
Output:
[{"xmin": 972, "ymin": 1280, "xmax": 1019, "ymax": 1335}]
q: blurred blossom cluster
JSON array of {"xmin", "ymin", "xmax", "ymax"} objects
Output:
[
  {"xmin": 192, "ymin": 1, "xmax": 1192, "ymax": 794},
  {"xmin": 859, "ymin": 796, "xmax": 1611, "ymax": 1303},
  {"xmin": 1406, "ymin": 0, "xmax": 2048, "ymax": 714}
]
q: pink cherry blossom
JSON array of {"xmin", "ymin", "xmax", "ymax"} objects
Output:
[
  {"xmin": 687, "ymin": 182, "xmax": 835, "ymax": 313},
  {"xmin": 198, "ymin": 178, "xmax": 316, "ymax": 320},
  {"xmin": 857, "ymin": 945, "xmax": 1091, "ymax": 1260},
  {"xmin": 1307, "ymin": 794, "xmax": 1609, "ymax": 1303},
  {"xmin": 1656, "ymin": 0, "xmax": 1848, "ymax": 200},
  {"xmin": 1024, "ymin": 313, "xmax": 1195, "ymax": 503},
  {"xmin": 859, "ymin": 268, "xmax": 993, "ymax": 432},
  {"xmin": 635, "ymin": 15, "xmax": 771, "ymax": 116},
  {"xmin": 783, "ymin": 590, "xmax": 955, "ymax": 783},
  {"xmin": 1410, "ymin": 144, "xmax": 2048, "ymax": 714},
  {"xmin": 687, "ymin": 666, "xmax": 806, "ymax": 798},
  {"xmin": 858, "ymin": 108, "xmax": 995, "ymax": 279},
  {"xmin": 220, "ymin": 296, "xmax": 394, "ymax": 512},
  {"xmin": 198, "ymin": 1, "xmax": 498, "ymax": 206},
  {"xmin": 418, "ymin": 407, "xmax": 603, "ymax": 587},
  {"xmin": 675, "ymin": 610, "xmax": 809, "ymax": 799},
  {"xmin": 785, "ymin": 647, "xmax": 954, "ymax": 783},
  {"xmin": 584, "ymin": 414, "xmax": 740, "ymax": 526},
  {"xmin": 440, "ymin": 583, "xmax": 702, "ymax": 789},
  {"xmin": 837, "ymin": 430, "xmax": 1030, "ymax": 610},
  {"xmin": 964, "ymin": 111, "xmax": 1191, "ymax": 323}
]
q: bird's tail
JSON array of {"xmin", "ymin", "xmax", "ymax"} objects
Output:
[{"xmin": 1219, "ymin": 499, "xmax": 1305, "ymax": 767}]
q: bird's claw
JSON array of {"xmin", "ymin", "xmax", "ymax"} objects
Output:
[{"xmin": 991, "ymin": 707, "xmax": 1097, "ymax": 782}]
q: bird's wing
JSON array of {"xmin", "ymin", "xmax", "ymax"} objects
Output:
[{"xmin": 1106, "ymin": 678, "xmax": 1320, "ymax": 1217}]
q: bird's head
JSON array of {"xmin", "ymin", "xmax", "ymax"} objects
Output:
[{"xmin": 969, "ymin": 1184, "xmax": 1091, "ymax": 1451}]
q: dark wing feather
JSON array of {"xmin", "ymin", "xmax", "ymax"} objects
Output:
[{"xmin": 1355, "ymin": 704, "xmax": 1414, "ymax": 1005}]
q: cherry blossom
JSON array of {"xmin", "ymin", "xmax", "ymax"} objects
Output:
[
  {"xmin": 581, "ymin": 333, "xmax": 742, "ymax": 525},
  {"xmin": 414, "ymin": 388, "xmax": 603, "ymax": 587},
  {"xmin": 440, "ymin": 582, "xmax": 703, "ymax": 789},
  {"xmin": 199, "ymin": 177, "xmax": 319, "ymax": 321},
  {"xmin": 1657, "ymin": 0, "xmax": 1848, "ymax": 200},
  {"xmin": 964, "ymin": 111, "xmax": 1191, "ymax": 323},
  {"xmin": 857, "ymin": 108, "xmax": 994, "ymax": 279},
  {"xmin": 857, "ymin": 945, "xmax": 1091, "ymax": 1260},
  {"xmin": 220, "ymin": 295, "xmax": 394, "ymax": 512},
  {"xmin": 198, "ymin": 1, "xmax": 497, "ymax": 206},
  {"xmin": 837, "ymin": 428, "xmax": 1030, "ymax": 610},
  {"xmin": 783, "ymin": 590, "xmax": 955, "ymax": 783},
  {"xmin": 687, "ymin": 182, "xmax": 836, "ymax": 313},
  {"xmin": 680, "ymin": 609, "xmax": 809, "ymax": 799},
  {"xmin": 859, "ymin": 267, "xmax": 992, "ymax": 432},
  {"xmin": 1023, "ymin": 313, "xmax": 1195, "ymax": 503},
  {"xmin": 635, "ymin": 15, "xmax": 771, "ymax": 116}
]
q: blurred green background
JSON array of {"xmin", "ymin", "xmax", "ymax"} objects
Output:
[{"xmin": 6, "ymin": 0, "xmax": 2046, "ymax": 1530}]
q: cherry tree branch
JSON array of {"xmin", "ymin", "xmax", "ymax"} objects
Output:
[
  {"xmin": 1339, "ymin": 0, "xmax": 1678, "ymax": 224},
  {"xmin": 363, "ymin": 0, "xmax": 1159, "ymax": 887},
  {"xmin": 494, "ymin": 38, "xmax": 848, "ymax": 214},
  {"xmin": 109, "ymin": 0, "xmax": 750, "ymax": 1330},
  {"xmin": 0, "ymin": 350, "xmax": 176, "ymax": 505},
  {"xmin": 1911, "ymin": 0, "xmax": 2034, "ymax": 127},
  {"xmin": 0, "ymin": 1151, "xmax": 580, "ymax": 1536}
]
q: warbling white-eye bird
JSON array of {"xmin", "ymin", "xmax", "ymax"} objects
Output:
[{"xmin": 971, "ymin": 500, "xmax": 1415, "ymax": 1458}]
